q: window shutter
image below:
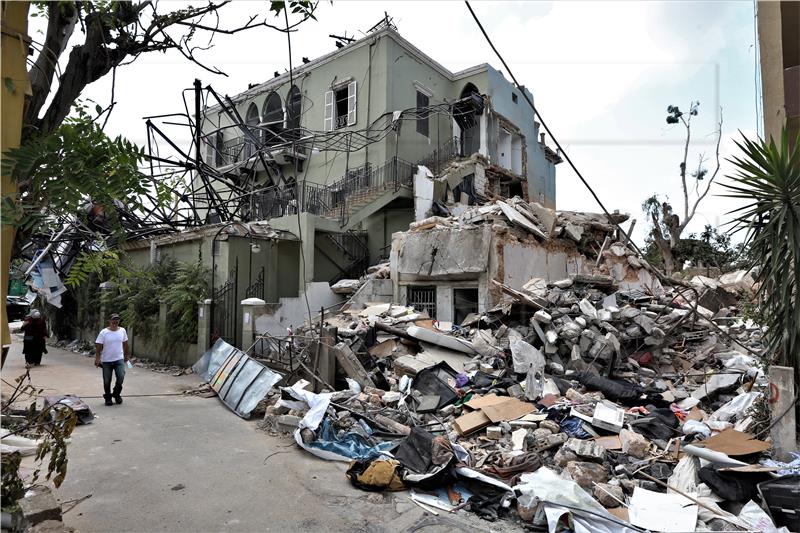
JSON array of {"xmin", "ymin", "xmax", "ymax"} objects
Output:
[
  {"xmin": 324, "ymin": 90, "xmax": 334, "ymax": 131},
  {"xmin": 347, "ymin": 81, "xmax": 357, "ymax": 126}
]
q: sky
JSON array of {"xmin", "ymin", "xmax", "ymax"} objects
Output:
[{"xmin": 30, "ymin": 1, "xmax": 761, "ymax": 246}]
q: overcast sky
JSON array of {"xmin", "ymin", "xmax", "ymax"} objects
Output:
[{"xmin": 32, "ymin": 1, "xmax": 761, "ymax": 245}]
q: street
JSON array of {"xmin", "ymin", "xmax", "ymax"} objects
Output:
[{"xmin": 2, "ymin": 338, "xmax": 496, "ymax": 533}]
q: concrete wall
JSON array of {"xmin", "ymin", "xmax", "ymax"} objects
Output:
[
  {"xmin": 345, "ymin": 278, "xmax": 393, "ymax": 309},
  {"xmin": 393, "ymin": 225, "xmax": 491, "ymax": 281},
  {"xmin": 252, "ymin": 282, "xmax": 343, "ymax": 337},
  {"xmin": 498, "ymin": 240, "xmax": 582, "ymax": 291}
]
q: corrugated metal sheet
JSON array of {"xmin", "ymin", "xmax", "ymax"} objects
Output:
[{"xmin": 193, "ymin": 338, "xmax": 282, "ymax": 418}]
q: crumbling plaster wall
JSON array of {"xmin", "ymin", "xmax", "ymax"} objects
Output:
[
  {"xmin": 253, "ymin": 282, "xmax": 343, "ymax": 337},
  {"xmin": 392, "ymin": 225, "xmax": 491, "ymax": 281}
]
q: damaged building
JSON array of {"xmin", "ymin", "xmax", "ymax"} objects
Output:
[
  {"xmin": 390, "ymin": 197, "xmax": 650, "ymax": 324},
  {"xmin": 188, "ymin": 23, "xmax": 562, "ymax": 315},
  {"xmin": 111, "ymin": 21, "xmax": 565, "ymax": 351}
]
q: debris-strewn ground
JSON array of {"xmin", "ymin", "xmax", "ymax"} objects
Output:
[{"xmin": 256, "ymin": 199, "xmax": 797, "ymax": 532}]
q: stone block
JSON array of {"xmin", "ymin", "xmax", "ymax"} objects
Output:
[
  {"xmin": 593, "ymin": 483, "xmax": 624, "ymax": 507},
  {"xmin": 564, "ymin": 437, "xmax": 606, "ymax": 462},
  {"xmin": 565, "ymin": 461, "xmax": 608, "ymax": 488},
  {"xmin": 276, "ymin": 414, "xmax": 302, "ymax": 432},
  {"xmin": 620, "ymin": 429, "xmax": 650, "ymax": 459},
  {"xmin": 18, "ymin": 488, "xmax": 61, "ymax": 526}
]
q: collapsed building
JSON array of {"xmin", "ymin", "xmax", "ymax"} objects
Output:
[{"xmin": 183, "ymin": 192, "xmax": 797, "ymax": 532}]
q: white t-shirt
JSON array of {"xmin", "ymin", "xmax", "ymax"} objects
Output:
[{"xmin": 95, "ymin": 327, "xmax": 128, "ymax": 362}]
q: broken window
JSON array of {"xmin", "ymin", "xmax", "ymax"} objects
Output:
[
  {"xmin": 455, "ymin": 83, "xmax": 483, "ymax": 156},
  {"xmin": 286, "ymin": 85, "xmax": 302, "ymax": 132},
  {"xmin": 324, "ymin": 80, "xmax": 356, "ymax": 131},
  {"xmin": 416, "ymin": 90, "xmax": 430, "ymax": 137},
  {"xmin": 453, "ymin": 288, "xmax": 479, "ymax": 325},
  {"xmin": 407, "ymin": 285, "xmax": 436, "ymax": 319},
  {"xmin": 262, "ymin": 91, "xmax": 284, "ymax": 146}
]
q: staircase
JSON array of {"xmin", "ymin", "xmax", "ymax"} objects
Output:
[
  {"xmin": 326, "ymin": 231, "xmax": 370, "ymax": 283},
  {"xmin": 320, "ymin": 157, "xmax": 417, "ymax": 228}
]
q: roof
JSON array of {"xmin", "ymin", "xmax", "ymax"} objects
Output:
[
  {"xmin": 120, "ymin": 221, "xmax": 296, "ymax": 251},
  {"xmin": 205, "ymin": 27, "xmax": 490, "ymax": 113}
]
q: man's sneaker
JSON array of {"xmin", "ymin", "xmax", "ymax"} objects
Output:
[{"xmin": 103, "ymin": 394, "xmax": 113, "ymax": 406}]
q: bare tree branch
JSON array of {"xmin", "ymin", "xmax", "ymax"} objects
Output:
[{"xmin": 686, "ymin": 109, "xmax": 723, "ymax": 227}]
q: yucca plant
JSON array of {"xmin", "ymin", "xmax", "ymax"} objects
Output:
[{"xmin": 722, "ymin": 130, "xmax": 800, "ymax": 375}]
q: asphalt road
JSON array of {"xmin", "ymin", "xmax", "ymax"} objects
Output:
[{"xmin": 3, "ymin": 338, "xmax": 507, "ymax": 533}]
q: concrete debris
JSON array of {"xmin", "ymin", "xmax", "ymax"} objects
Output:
[{"xmin": 246, "ymin": 198, "xmax": 786, "ymax": 532}]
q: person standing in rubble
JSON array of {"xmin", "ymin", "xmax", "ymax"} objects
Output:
[
  {"xmin": 94, "ymin": 313, "xmax": 129, "ymax": 406},
  {"xmin": 21, "ymin": 310, "xmax": 48, "ymax": 367}
]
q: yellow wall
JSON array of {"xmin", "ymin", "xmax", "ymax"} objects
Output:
[{"xmin": 1, "ymin": 1, "xmax": 31, "ymax": 356}]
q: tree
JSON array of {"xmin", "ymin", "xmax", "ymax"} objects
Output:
[
  {"xmin": 723, "ymin": 130, "xmax": 799, "ymax": 377},
  {"xmin": 7, "ymin": 0, "xmax": 320, "ymax": 240},
  {"xmin": 23, "ymin": 1, "xmax": 319, "ymax": 140},
  {"xmin": 643, "ymin": 102, "xmax": 723, "ymax": 274},
  {"xmin": 1, "ymin": 0, "xmax": 319, "ymax": 363}
]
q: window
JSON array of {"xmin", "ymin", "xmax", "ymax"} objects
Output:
[
  {"xmin": 407, "ymin": 285, "xmax": 436, "ymax": 319},
  {"xmin": 324, "ymin": 80, "xmax": 356, "ymax": 131},
  {"xmin": 286, "ymin": 85, "xmax": 301, "ymax": 131},
  {"xmin": 245, "ymin": 103, "xmax": 260, "ymax": 158},
  {"xmin": 416, "ymin": 90, "xmax": 430, "ymax": 137},
  {"xmin": 512, "ymin": 92, "xmax": 518, "ymax": 103},
  {"xmin": 262, "ymin": 92, "xmax": 284, "ymax": 146},
  {"xmin": 453, "ymin": 288, "xmax": 479, "ymax": 325}
]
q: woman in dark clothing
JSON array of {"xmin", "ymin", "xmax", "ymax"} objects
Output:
[{"xmin": 22, "ymin": 310, "xmax": 49, "ymax": 367}]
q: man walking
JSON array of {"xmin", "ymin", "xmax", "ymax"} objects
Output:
[{"xmin": 95, "ymin": 313, "xmax": 129, "ymax": 406}]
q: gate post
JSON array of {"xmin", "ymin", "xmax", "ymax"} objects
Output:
[
  {"xmin": 241, "ymin": 297, "xmax": 266, "ymax": 351},
  {"xmin": 197, "ymin": 298, "xmax": 212, "ymax": 357}
]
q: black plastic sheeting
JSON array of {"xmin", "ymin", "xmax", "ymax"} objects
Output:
[
  {"xmin": 699, "ymin": 465, "xmax": 770, "ymax": 501},
  {"xmin": 577, "ymin": 372, "xmax": 646, "ymax": 405},
  {"xmin": 628, "ymin": 407, "xmax": 679, "ymax": 441},
  {"xmin": 411, "ymin": 362, "xmax": 460, "ymax": 410}
]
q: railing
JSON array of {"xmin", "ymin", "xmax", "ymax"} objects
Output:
[
  {"xmin": 249, "ymin": 333, "xmax": 300, "ymax": 373},
  {"xmin": 417, "ymin": 137, "xmax": 459, "ymax": 176},
  {"xmin": 327, "ymin": 231, "xmax": 370, "ymax": 284},
  {"xmin": 243, "ymin": 138, "xmax": 460, "ymax": 225}
]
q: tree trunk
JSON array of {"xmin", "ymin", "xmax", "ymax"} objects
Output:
[
  {"xmin": 24, "ymin": 2, "xmax": 78, "ymax": 135},
  {"xmin": 651, "ymin": 212, "xmax": 675, "ymax": 275}
]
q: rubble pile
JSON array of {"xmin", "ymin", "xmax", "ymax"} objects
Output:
[{"xmin": 256, "ymin": 263, "xmax": 798, "ymax": 532}]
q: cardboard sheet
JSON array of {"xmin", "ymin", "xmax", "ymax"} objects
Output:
[
  {"xmin": 465, "ymin": 394, "xmax": 508, "ymax": 410},
  {"xmin": 703, "ymin": 429, "xmax": 771, "ymax": 456},
  {"xmin": 453, "ymin": 410, "xmax": 491, "ymax": 436},
  {"xmin": 594, "ymin": 435, "xmax": 623, "ymax": 450},
  {"xmin": 481, "ymin": 397, "xmax": 535, "ymax": 423}
]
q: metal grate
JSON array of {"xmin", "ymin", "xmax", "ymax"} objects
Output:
[{"xmin": 407, "ymin": 285, "xmax": 437, "ymax": 319}]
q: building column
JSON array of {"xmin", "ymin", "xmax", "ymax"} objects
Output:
[
  {"xmin": 298, "ymin": 213, "xmax": 316, "ymax": 293},
  {"xmin": 769, "ymin": 366, "xmax": 797, "ymax": 462},
  {"xmin": 197, "ymin": 298, "xmax": 212, "ymax": 357},
  {"xmin": 241, "ymin": 297, "xmax": 266, "ymax": 351}
]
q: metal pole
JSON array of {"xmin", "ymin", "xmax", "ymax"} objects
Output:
[{"xmin": 24, "ymin": 223, "xmax": 72, "ymax": 276}]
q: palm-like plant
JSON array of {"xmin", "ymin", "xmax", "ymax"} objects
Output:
[{"xmin": 723, "ymin": 130, "xmax": 800, "ymax": 373}]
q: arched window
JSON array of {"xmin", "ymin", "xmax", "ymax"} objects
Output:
[
  {"xmin": 262, "ymin": 92, "xmax": 284, "ymax": 146},
  {"xmin": 456, "ymin": 83, "xmax": 482, "ymax": 156},
  {"xmin": 286, "ymin": 85, "xmax": 302, "ymax": 132},
  {"xmin": 245, "ymin": 103, "xmax": 260, "ymax": 159}
]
